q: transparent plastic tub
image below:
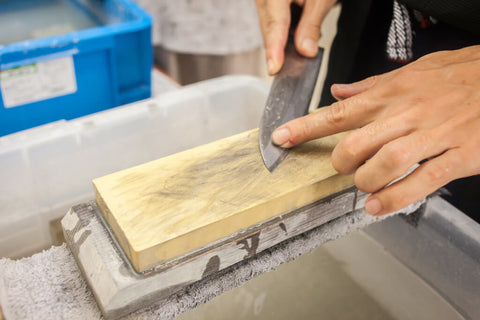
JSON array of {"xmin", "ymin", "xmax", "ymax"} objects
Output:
[{"xmin": 0, "ymin": 75, "xmax": 268, "ymax": 257}]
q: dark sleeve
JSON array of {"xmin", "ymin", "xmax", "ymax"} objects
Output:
[
  {"xmin": 400, "ymin": 0, "xmax": 480, "ymax": 35},
  {"xmin": 319, "ymin": 0, "xmax": 374, "ymax": 106}
]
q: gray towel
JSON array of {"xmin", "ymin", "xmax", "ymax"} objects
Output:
[{"xmin": 0, "ymin": 203, "xmax": 423, "ymax": 320}]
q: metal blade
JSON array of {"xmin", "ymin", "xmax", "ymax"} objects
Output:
[{"xmin": 259, "ymin": 42, "xmax": 324, "ymax": 172}]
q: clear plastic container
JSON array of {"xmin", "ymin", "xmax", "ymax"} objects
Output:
[{"xmin": 0, "ymin": 75, "xmax": 268, "ymax": 258}]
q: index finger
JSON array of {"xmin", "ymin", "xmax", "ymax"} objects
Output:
[{"xmin": 271, "ymin": 94, "xmax": 378, "ymax": 148}]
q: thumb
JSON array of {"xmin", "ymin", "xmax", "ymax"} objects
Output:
[
  {"xmin": 295, "ymin": 0, "xmax": 336, "ymax": 57},
  {"xmin": 255, "ymin": 0, "xmax": 291, "ymax": 75}
]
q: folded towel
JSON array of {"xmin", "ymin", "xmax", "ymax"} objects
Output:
[{"xmin": 0, "ymin": 202, "xmax": 423, "ymax": 320}]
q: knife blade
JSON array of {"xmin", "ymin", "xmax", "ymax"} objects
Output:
[{"xmin": 259, "ymin": 39, "xmax": 324, "ymax": 172}]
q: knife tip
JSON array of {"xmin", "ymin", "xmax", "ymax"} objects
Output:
[
  {"xmin": 263, "ymin": 154, "xmax": 283, "ymax": 173},
  {"xmin": 266, "ymin": 163, "xmax": 277, "ymax": 173}
]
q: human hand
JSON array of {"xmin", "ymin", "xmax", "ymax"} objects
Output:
[
  {"xmin": 271, "ymin": 46, "xmax": 480, "ymax": 215},
  {"xmin": 254, "ymin": 0, "xmax": 336, "ymax": 75}
]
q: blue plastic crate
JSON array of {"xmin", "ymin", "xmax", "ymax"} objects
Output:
[{"xmin": 0, "ymin": 0, "xmax": 152, "ymax": 136}]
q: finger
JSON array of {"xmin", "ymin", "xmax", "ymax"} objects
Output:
[
  {"xmin": 255, "ymin": 0, "xmax": 291, "ymax": 75},
  {"xmin": 331, "ymin": 114, "xmax": 414, "ymax": 174},
  {"xmin": 364, "ymin": 148, "xmax": 463, "ymax": 215},
  {"xmin": 354, "ymin": 129, "xmax": 450, "ymax": 193},
  {"xmin": 331, "ymin": 75, "xmax": 380, "ymax": 100},
  {"xmin": 272, "ymin": 94, "xmax": 380, "ymax": 148},
  {"xmin": 294, "ymin": 0, "xmax": 335, "ymax": 57}
]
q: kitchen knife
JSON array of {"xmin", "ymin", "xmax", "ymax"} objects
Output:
[{"xmin": 259, "ymin": 10, "xmax": 324, "ymax": 172}]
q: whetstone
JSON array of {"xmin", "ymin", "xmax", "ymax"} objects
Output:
[{"xmin": 93, "ymin": 129, "xmax": 353, "ymax": 272}]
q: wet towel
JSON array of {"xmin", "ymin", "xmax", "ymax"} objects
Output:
[{"xmin": 0, "ymin": 203, "xmax": 423, "ymax": 320}]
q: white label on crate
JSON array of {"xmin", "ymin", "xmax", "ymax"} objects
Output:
[{"xmin": 0, "ymin": 56, "xmax": 77, "ymax": 108}]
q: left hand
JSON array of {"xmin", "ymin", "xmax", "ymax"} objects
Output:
[
  {"xmin": 271, "ymin": 45, "xmax": 480, "ymax": 215},
  {"xmin": 254, "ymin": 0, "xmax": 337, "ymax": 75}
]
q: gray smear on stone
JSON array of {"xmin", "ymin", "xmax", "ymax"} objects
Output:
[{"xmin": 0, "ymin": 203, "xmax": 422, "ymax": 320}]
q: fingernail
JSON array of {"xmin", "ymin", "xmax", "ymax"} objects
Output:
[
  {"xmin": 267, "ymin": 59, "xmax": 276, "ymax": 74},
  {"xmin": 301, "ymin": 38, "xmax": 317, "ymax": 55},
  {"xmin": 365, "ymin": 198, "xmax": 382, "ymax": 215},
  {"xmin": 272, "ymin": 127, "xmax": 290, "ymax": 146},
  {"xmin": 331, "ymin": 83, "xmax": 349, "ymax": 91},
  {"xmin": 331, "ymin": 83, "xmax": 349, "ymax": 100}
]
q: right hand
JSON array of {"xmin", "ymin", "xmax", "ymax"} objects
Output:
[
  {"xmin": 254, "ymin": 0, "xmax": 337, "ymax": 75},
  {"xmin": 271, "ymin": 46, "xmax": 480, "ymax": 216}
]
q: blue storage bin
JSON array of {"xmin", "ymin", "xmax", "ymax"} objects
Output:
[{"xmin": 0, "ymin": 0, "xmax": 152, "ymax": 136}]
